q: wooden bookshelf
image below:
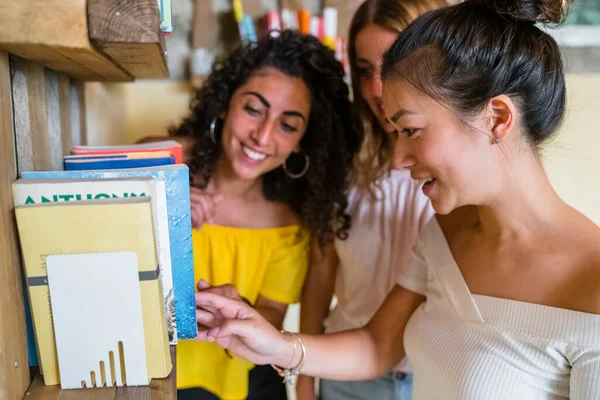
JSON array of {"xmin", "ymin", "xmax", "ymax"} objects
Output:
[
  {"xmin": 0, "ymin": 2, "xmax": 173, "ymax": 397},
  {"xmin": 0, "ymin": 0, "xmax": 168, "ymax": 81},
  {"xmin": 23, "ymin": 348, "xmax": 176, "ymax": 400}
]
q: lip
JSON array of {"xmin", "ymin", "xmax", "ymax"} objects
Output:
[{"xmin": 422, "ymin": 178, "xmax": 436, "ymax": 197}]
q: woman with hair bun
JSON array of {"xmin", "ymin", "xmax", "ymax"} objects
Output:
[{"xmin": 192, "ymin": 0, "xmax": 600, "ymax": 398}]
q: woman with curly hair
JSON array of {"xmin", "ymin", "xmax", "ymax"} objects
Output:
[{"xmin": 174, "ymin": 30, "xmax": 361, "ymax": 400}]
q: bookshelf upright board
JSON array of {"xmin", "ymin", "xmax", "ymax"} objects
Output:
[{"xmin": 0, "ymin": 1, "xmax": 175, "ymax": 399}]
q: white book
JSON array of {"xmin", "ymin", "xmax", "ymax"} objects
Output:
[{"xmin": 12, "ymin": 177, "xmax": 178, "ymax": 344}]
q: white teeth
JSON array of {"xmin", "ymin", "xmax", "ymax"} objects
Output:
[
  {"xmin": 419, "ymin": 177, "xmax": 435, "ymax": 185},
  {"xmin": 242, "ymin": 145, "xmax": 267, "ymax": 161}
]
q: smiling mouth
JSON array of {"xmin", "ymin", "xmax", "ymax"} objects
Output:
[
  {"xmin": 419, "ymin": 176, "xmax": 436, "ymax": 186},
  {"xmin": 242, "ymin": 144, "xmax": 267, "ymax": 161}
]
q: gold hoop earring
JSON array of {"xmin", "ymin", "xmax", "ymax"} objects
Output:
[{"xmin": 283, "ymin": 152, "xmax": 310, "ymax": 179}]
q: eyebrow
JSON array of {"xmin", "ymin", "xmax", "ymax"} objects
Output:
[
  {"xmin": 388, "ymin": 108, "xmax": 417, "ymax": 124},
  {"xmin": 244, "ymin": 91, "xmax": 307, "ymax": 122}
]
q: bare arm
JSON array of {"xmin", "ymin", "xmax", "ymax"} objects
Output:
[
  {"xmin": 297, "ymin": 241, "xmax": 338, "ymax": 398},
  {"xmin": 196, "ymin": 284, "xmax": 425, "ymax": 381},
  {"xmin": 296, "ymin": 284, "xmax": 424, "ymax": 380},
  {"xmin": 300, "ymin": 240, "xmax": 338, "ymax": 336},
  {"xmin": 255, "ymin": 295, "xmax": 287, "ymax": 330}
]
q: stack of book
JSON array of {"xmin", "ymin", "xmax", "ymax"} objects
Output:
[{"xmin": 12, "ymin": 141, "xmax": 196, "ymax": 389}]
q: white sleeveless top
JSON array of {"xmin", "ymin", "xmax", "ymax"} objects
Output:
[
  {"xmin": 398, "ymin": 219, "xmax": 600, "ymax": 399},
  {"xmin": 325, "ymin": 169, "xmax": 433, "ymax": 371}
]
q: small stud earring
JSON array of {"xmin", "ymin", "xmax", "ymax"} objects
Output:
[{"xmin": 492, "ymin": 137, "xmax": 502, "ymax": 145}]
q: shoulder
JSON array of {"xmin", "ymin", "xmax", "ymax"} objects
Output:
[
  {"xmin": 563, "ymin": 211, "xmax": 600, "ymax": 314},
  {"xmin": 265, "ymin": 201, "xmax": 302, "ymax": 227},
  {"xmin": 576, "ymin": 235, "xmax": 600, "ymax": 314},
  {"xmin": 571, "ymin": 250, "xmax": 600, "ymax": 315}
]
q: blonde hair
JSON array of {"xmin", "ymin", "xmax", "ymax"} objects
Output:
[{"xmin": 348, "ymin": 0, "xmax": 450, "ymax": 198}]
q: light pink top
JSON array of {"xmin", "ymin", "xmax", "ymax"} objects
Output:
[{"xmin": 325, "ymin": 169, "xmax": 433, "ymax": 371}]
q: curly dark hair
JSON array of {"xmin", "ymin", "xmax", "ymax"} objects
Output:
[{"xmin": 170, "ymin": 30, "xmax": 362, "ymax": 246}]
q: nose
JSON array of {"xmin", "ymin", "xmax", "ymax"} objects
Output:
[
  {"xmin": 391, "ymin": 135, "xmax": 417, "ymax": 170},
  {"xmin": 251, "ymin": 120, "xmax": 274, "ymax": 147},
  {"xmin": 369, "ymin": 74, "xmax": 383, "ymax": 100}
]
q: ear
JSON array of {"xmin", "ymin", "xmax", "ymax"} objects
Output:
[{"xmin": 487, "ymin": 95, "xmax": 517, "ymax": 142}]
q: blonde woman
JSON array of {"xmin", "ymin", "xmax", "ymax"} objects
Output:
[{"xmin": 298, "ymin": 1, "xmax": 447, "ymax": 399}]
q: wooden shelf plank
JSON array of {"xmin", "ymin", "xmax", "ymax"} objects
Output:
[
  {"xmin": 23, "ymin": 347, "xmax": 176, "ymax": 400},
  {"xmin": 0, "ymin": 0, "xmax": 169, "ymax": 81},
  {"xmin": 88, "ymin": 0, "xmax": 169, "ymax": 79},
  {"xmin": 0, "ymin": 0, "xmax": 131, "ymax": 81}
]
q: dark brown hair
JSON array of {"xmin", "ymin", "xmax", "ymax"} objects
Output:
[
  {"xmin": 170, "ymin": 30, "xmax": 362, "ymax": 246},
  {"xmin": 381, "ymin": 0, "xmax": 569, "ymax": 149}
]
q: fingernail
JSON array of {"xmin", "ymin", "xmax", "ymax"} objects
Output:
[{"xmin": 197, "ymin": 279, "xmax": 210, "ymax": 289}]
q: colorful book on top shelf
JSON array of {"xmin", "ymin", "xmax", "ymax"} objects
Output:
[
  {"xmin": 21, "ymin": 164, "xmax": 197, "ymax": 343},
  {"xmin": 64, "ymin": 153, "xmax": 175, "ymax": 171},
  {"xmin": 14, "ymin": 197, "xmax": 171, "ymax": 386},
  {"xmin": 12, "ymin": 177, "xmax": 179, "ymax": 345},
  {"xmin": 71, "ymin": 140, "xmax": 183, "ymax": 164},
  {"xmin": 63, "ymin": 150, "xmax": 174, "ymax": 161}
]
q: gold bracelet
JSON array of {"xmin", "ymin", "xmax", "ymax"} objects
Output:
[{"xmin": 271, "ymin": 330, "xmax": 306, "ymax": 385}]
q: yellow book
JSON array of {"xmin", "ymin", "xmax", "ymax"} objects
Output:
[{"xmin": 15, "ymin": 197, "xmax": 171, "ymax": 386}]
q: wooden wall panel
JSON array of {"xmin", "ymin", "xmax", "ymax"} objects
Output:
[
  {"xmin": 58, "ymin": 73, "xmax": 73, "ymax": 156},
  {"xmin": 70, "ymin": 80, "xmax": 87, "ymax": 147},
  {"xmin": 10, "ymin": 55, "xmax": 75, "ymax": 173},
  {"xmin": 11, "ymin": 55, "xmax": 52, "ymax": 173},
  {"xmin": 44, "ymin": 69, "xmax": 66, "ymax": 171},
  {"xmin": 0, "ymin": 50, "xmax": 30, "ymax": 400}
]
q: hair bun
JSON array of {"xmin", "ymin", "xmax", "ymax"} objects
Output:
[{"xmin": 467, "ymin": 0, "xmax": 568, "ymax": 24}]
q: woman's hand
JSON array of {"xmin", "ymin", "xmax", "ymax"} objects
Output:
[
  {"xmin": 190, "ymin": 187, "xmax": 224, "ymax": 230},
  {"xmin": 195, "ymin": 279, "xmax": 243, "ymax": 330},
  {"xmin": 195, "ymin": 291, "xmax": 296, "ymax": 367}
]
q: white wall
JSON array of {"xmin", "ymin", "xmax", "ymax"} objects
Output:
[{"xmin": 85, "ymin": 80, "xmax": 193, "ymax": 146}]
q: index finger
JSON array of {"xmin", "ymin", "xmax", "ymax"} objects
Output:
[{"xmin": 195, "ymin": 292, "xmax": 256, "ymax": 320}]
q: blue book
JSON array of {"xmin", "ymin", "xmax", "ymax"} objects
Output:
[
  {"xmin": 21, "ymin": 164, "xmax": 197, "ymax": 353},
  {"xmin": 64, "ymin": 156, "xmax": 174, "ymax": 171},
  {"xmin": 22, "ymin": 275, "xmax": 38, "ymax": 366}
]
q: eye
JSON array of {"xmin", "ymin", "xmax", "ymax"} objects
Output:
[
  {"xmin": 244, "ymin": 105, "xmax": 261, "ymax": 116},
  {"xmin": 281, "ymin": 123, "xmax": 298, "ymax": 133},
  {"xmin": 402, "ymin": 128, "xmax": 421, "ymax": 138},
  {"xmin": 357, "ymin": 66, "xmax": 372, "ymax": 79}
]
